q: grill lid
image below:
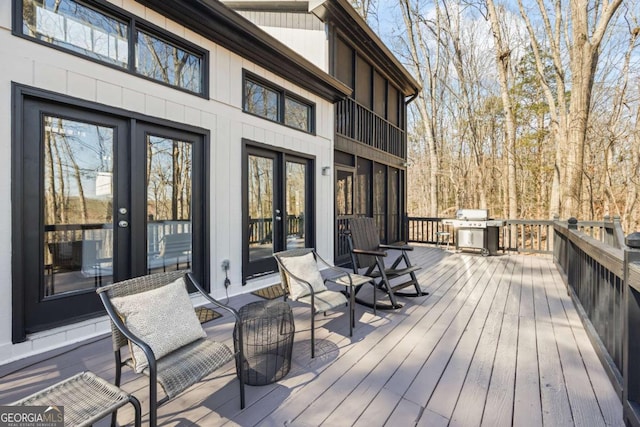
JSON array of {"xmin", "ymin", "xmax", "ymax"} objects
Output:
[{"xmin": 456, "ymin": 209, "xmax": 489, "ymax": 220}]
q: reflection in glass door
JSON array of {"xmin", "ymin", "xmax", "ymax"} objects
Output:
[
  {"xmin": 286, "ymin": 161, "xmax": 306, "ymax": 250},
  {"xmin": 146, "ymin": 135, "xmax": 193, "ymax": 274},
  {"xmin": 247, "ymin": 153, "xmax": 275, "ymax": 264},
  {"xmin": 43, "ymin": 116, "xmax": 115, "ymax": 296}
]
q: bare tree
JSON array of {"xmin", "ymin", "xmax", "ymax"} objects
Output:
[
  {"xmin": 398, "ymin": 0, "xmax": 445, "ymax": 215},
  {"xmin": 484, "ymin": 0, "xmax": 518, "ymax": 220},
  {"xmin": 518, "ymin": 0, "xmax": 622, "ymax": 218}
]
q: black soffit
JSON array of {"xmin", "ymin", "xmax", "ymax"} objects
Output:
[{"xmin": 136, "ymin": 0, "xmax": 351, "ymax": 102}]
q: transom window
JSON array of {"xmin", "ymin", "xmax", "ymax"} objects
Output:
[
  {"xmin": 243, "ymin": 71, "xmax": 315, "ymax": 133},
  {"xmin": 19, "ymin": 0, "xmax": 206, "ymax": 95}
]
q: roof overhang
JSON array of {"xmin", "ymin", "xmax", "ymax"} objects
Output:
[
  {"xmin": 309, "ymin": 0, "xmax": 421, "ymax": 98},
  {"xmin": 135, "ymin": 0, "xmax": 351, "ymax": 102}
]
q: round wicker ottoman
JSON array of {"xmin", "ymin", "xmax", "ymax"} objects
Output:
[{"xmin": 234, "ymin": 300, "xmax": 295, "ymax": 385}]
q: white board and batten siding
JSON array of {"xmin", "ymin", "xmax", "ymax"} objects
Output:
[{"xmin": 0, "ymin": 0, "xmax": 336, "ymax": 365}]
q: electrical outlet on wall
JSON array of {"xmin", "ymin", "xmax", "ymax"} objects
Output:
[{"xmin": 221, "ymin": 259, "xmax": 231, "ymax": 288}]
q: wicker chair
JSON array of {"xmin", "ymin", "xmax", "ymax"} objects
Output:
[
  {"xmin": 97, "ymin": 271, "xmax": 245, "ymax": 427},
  {"xmin": 274, "ymin": 248, "xmax": 374, "ymax": 358},
  {"xmin": 345, "ymin": 217, "xmax": 427, "ymax": 310}
]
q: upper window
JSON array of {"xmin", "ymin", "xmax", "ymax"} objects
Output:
[
  {"xmin": 284, "ymin": 97, "xmax": 312, "ymax": 131},
  {"xmin": 243, "ymin": 72, "xmax": 315, "ymax": 133},
  {"xmin": 245, "ymin": 79, "xmax": 279, "ymax": 122},
  {"xmin": 19, "ymin": 0, "xmax": 206, "ymax": 95},
  {"xmin": 136, "ymin": 30, "xmax": 202, "ymax": 93}
]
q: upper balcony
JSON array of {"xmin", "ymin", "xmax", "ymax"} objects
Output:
[{"xmin": 336, "ymin": 98, "xmax": 406, "ymax": 159}]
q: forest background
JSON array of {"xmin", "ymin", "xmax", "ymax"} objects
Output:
[{"xmin": 350, "ymin": 0, "xmax": 640, "ymax": 233}]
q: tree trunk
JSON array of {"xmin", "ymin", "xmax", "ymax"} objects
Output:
[
  {"xmin": 485, "ymin": 0, "xmax": 518, "ymax": 220},
  {"xmin": 398, "ymin": 0, "xmax": 441, "ymax": 216},
  {"xmin": 562, "ymin": 0, "xmax": 622, "ymax": 217}
]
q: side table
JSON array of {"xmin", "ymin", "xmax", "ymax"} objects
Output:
[
  {"xmin": 234, "ymin": 300, "xmax": 295, "ymax": 385},
  {"xmin": 331, "ymin": 272, "xmax": 377, "ymax": 324}
]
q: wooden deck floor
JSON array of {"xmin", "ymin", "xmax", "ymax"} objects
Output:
[{"xmin": 0, "ymin": 246, "xmax": 623, "ymax": 426}]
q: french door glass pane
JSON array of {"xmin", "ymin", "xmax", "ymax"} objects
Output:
[
  {"xmin": 248, "ymin": 155, "xmax": 274, "ymax": 261},
  {"xmin": 286, "ymin": 161, "xmax": 306, "ymax": 250},
  {"xmin": 146, "ymin": 136, "xmax": 193, "ymax": 273},
  {"xmin": 43, "ymin": 116, "xmax": 114, "ymax": 296}
]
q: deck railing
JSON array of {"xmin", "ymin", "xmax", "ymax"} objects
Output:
[
  {"xmin": 247, "ymin": 216, "xmax": 304, "ymax": 244},
  {"xmin": 335, "ymin": 98, "xmax": 405, "ymax": 158},
  {"xmin": 405, "ymin": 216, "xmax": 621, "ymax": 254},
  {"xmin": 553, "ymin": 218, "xmax": 640, "ymax": 426}
]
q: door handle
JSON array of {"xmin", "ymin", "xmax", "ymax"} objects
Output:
[{"xmin": 118, "ymin": 220, "xmax": 129, "ymax": 228}]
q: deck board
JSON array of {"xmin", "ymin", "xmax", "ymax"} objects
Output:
[
  {"xmin": 0, "ymin": 246, "xmax": 624, "ymax": 426},
  {"xmin": 449, "ymin": 258, "xmax": 513, "ymax": 427},
  {"xmin": 513, "ymin": 256, "xmax": 543, "ymax": 427},
  {"xmin": 425, "ymin": 257, "xmax": 506, "ymax": 420},
  {"xmin": 532, "ymin": 257, "xmax": 574, "ymax": 427},
  {"xmin": 480, "ymin": 260, "xmax": 520, "ymax": 427}
]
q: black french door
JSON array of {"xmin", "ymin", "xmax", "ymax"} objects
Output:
[
  {"xmin": 242, "ymin": 144, "xmax": 313, "ymax": 281},
  {"xmin": 14, "ymin": 95, "xmax": 206, "ymax": 338}
]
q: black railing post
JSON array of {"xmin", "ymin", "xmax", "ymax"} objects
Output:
[
  {"xmin": 403, "ymin": 214, "xmax": 409, "ymax": 243},
  {"xmin": 624, "ymin": 232, "xmax": 640, "ymax": 426},
  {"xmin": 566, "ymin": 218, "xmax": 579, "ymax": 296}
]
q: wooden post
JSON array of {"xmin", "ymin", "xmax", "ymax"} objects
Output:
[
  {"xmin": 623, "ymin": 232, "xmax": 640, "ymax": 426},
  {"xmin": 613, "ymin": 216, "xmax": 626, "ymax": 249},
  {"xmin": 604, "ymin": 215, "xmax": 613, "ymax": 246}
]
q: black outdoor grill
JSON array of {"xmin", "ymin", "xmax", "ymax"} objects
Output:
[{"xmin": 442, "ymin": 209, "xmax": 504, "ymax": 256}]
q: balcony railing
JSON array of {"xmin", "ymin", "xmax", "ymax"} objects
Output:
[{"xmin": 336, "ymin": 98, "xmax": 405, "ymax": 158}]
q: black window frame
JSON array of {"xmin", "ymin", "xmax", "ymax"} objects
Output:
[
  {"xmin": 242, "ymin": 70, "xmax": 316, "ymax": 134},
  {"xmin": 13, "ymin": 0, "xmax": 209, "ymax": 98}
]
